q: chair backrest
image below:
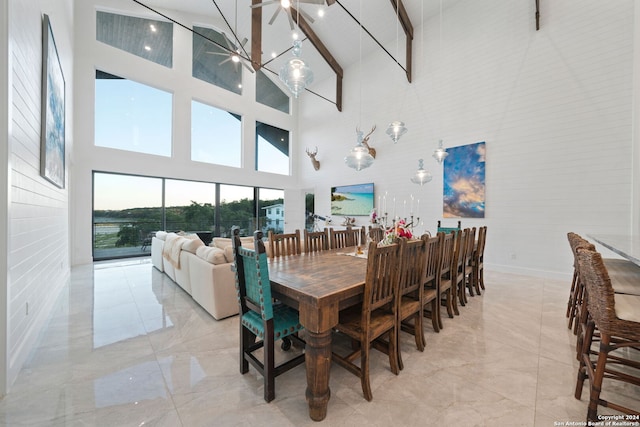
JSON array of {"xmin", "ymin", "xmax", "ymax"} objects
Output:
[
  {"xmin": 330, "ymin": 226, "xmax": 365, "ymax": 249},
  {"xmin": 368, "ymin": 226, "xmax": 385, "ymax": 244},
  {"xmin": 477, "ymin": 226, "xmax": 487, "ymax": 262},
  {"xmin": 362, "ymin": 240, "xmax": 401, "ymax": 320},
  {"xmin": 575, "ymin": 248, "xmax": 618, "ymax": 335},
  {"xmin": 464, "ymin": 227, "xmax": 476, "ymax": 268},
  {"xmin": 440, "ymin": 231, "xmax": 456, "ymax": 278},
  {"xmin": 398, "ymin": 237, "xmax": 427, "ymax": 298},
  {"xmin": 232, "ymin": 229, "xmax": 274, "ymax": 321},
  {"xmin": 454, "ymin": 228, "xmax": 468, "ymax": 275},
  {"xmin": 268, "ymin": 229, "xmax": 301, "ymax": 258},
  {"xmin": 422, "ymin": 233, "xmax": 442, "ymax": 287},
  {"xmin": 437, "ymin": 220, "xmax": 461, "ymax": 235},
  {"xmin": 304, "ymin": 228, "xmax": 329, "ymax": 253}
]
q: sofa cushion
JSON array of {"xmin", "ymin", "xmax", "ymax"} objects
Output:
[
  {"xmin": 196, "ymin": 246, "xmax": 228, "ymax": 265},
  {"xmin": 211, "ymin": 236, "xmax": 254, "ymax": 249},
  {"xmin": 156, "ymin": 231, "xmax": 168, "ymax": 240},
  {"xmin": 183, "ymin": 237, "xmax": 205, "ymax": 254}
]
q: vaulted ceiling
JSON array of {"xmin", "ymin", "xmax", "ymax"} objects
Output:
[{"xmin": 130, "ymin": 0, "xmax": 454, "ymax": 111}]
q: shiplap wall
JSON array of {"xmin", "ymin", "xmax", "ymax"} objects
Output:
[
  {"xmin": 5, "ymin": 0, "xmax": 72, "ymax": 391},
  {"xmin": 299, "ymin": 0, "xmax": 635, "ymax": 280}
]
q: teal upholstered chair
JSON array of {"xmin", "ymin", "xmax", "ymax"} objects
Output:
[
  {"xmin": 231, "ymin": 228, "xmax": 305, "ymax": 402},
  {"xmin": 437, "ymin": 220, "xmax": 461, "ymax": 235}
]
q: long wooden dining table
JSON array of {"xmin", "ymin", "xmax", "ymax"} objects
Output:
[
  {"xmin": 588, "ymin": 234, "xmax": 640, "ymax": 266},
  {"xmin": 268, "ymin": 247, "xmax": 368, "ymax": 421}
]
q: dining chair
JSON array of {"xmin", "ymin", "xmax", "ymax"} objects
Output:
[
  {"xmin": 437, "ymin": 231, "xmax": 456, "ymax": 329},
  {"xmin": 329, "ymin": 226, "xmax": 365, "ymax": 249},
  {"xmin": 471, "ymin": 226, "xmax": 487, "ymax": 294},
  {"xmin": 304, "ymin": 228, "xmax": 329, "ymax": 253},
  {"xmin": 574, "ymin": 248, "xmax": 640, "ymax": 422},
  {"xmin": 268, "ymin": 229, "xmax": 302, "ymax": 258},
  {"xmin": 422, "ymin": 233, "xmax": 443, "ymax": 333},
  {"xmin": 452, "ymin": 228, "xmax": 469, "ymax": 309},
  {"xmin": 461, "ymin": 227, "xmax": 476, "ymax": 302},
  {"xmin": 396, "ymin": 237, "xmax": 427, "ymax": 370},
  {"xmin": 231, "ymin": 228, "xmax": 306, "ymax": 402},
  {"xmin": 331, "ymin": 240, "xmax": 401, "ymax": 401},
  {"xmin": 437, "ymin": 220, "xmax": 461, "ymax": 235},
  {"xmin": 368, "ymin": 225, "xmax": 385, "ymax": 244}
]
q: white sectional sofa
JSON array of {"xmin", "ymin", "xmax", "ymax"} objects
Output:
[{"xmin": 151, "ymin": 231, "xmax": 254, "ymax": 320}]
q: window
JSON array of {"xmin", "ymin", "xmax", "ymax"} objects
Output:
[
  {"xmin": 96, "ymin": 11, "xmax": 173, "ymax": 68},
  {"xmin": 219, "ymin": 184, "xmax": 254, "ymax": 237},
  {"xmin": 191, "ymin": 100, "xmax": 241, "ymax": 167},
  {"xmin": 192, "ymin": 26, "xmax": 243, "ymax": 95},
  {"xmin": 256, "ymin": 70, "xmax": 289, "ymax": 114},
  {"xmin": 258, "ymin": 188, "xmax": 284, "ymax": 234},
  {"xmin": 256, "ymin": 121, "xmax": 290, "ymax": 175},
  {"xmin": 165, "ymin": 179, "xmax": 216, "ymax": 235},
  {"xmin": 95, "ymin": 70, "xmax": 172, "ymax": 157}
]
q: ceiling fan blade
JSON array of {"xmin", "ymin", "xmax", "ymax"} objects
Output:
[
  {"xmin": 250, "ymin": 0, "xmax": 278, "ymax": 9},
  {"xmin": 301, "ymin": 0, "xmax": 325, "ymax": 4},
  {"xmin": 268, "ymin": 7, "xmax": 282, "ymax": 25},
  {"xmin": 241, "ymin": 60, "xmax": 255, "ymax": 74},
  {"xmin": 286, "ymin": 10, "xmax": 295, "ymax": 30},
  {"xmin": 240, "ymin": 37, "xmax": 248, "ymax": 48},
  {"xmin": 299, "ymin": 8, "xmax": 315, "ymax": 24},
  {"xmin": 205, "ymin": 51, "xmax": 227, "ymax": 56},
  {"xmin": 219, "ymin": 57, "xmax": 232, "ymax": 65}
]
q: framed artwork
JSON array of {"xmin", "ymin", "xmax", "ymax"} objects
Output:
[
  {"xmin": 443, "ymin": 141, "xmax": 485, "ymax": 218},
  {"xmin": 40, "ymin": 14, "xmax": 65, "ymax": 189},
  {"xmin": 330, "ymin": 183, "xmax": 374, "ymax": 216}
]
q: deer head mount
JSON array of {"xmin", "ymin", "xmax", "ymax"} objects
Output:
[
  {"xmin": 306, "ymin": 146, "xmax": 320, "ymax": 171},
  {"xmin": 357, "ymin": 125, "xmax": 377, "ymax": 158}
]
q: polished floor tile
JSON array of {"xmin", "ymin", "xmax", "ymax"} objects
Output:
[{"xmin": 0, "ymin": 258, "xmax": 637, "ymax": 426}]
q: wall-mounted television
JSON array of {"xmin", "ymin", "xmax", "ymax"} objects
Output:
[{"xmin": 331, "ymin": 183, "xmax": 374, "ymax": 216}]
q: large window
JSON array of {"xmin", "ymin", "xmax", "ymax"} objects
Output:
[
  {"xmin": 95, "ymin": 70, "xmax": 172, "ymax": 157},
  {"xmin": 96, "ymin": 11, "xmax": 173, "ymax": 68},
  {"xmin": 256, "ymin": 121, "xmax": 290, "ymax": 175},
  {"xmin": 92, "ymin": 172, "xmax": 285, "ymax": 260},
  {"xmin": 192, "ymin": 26, "xmax": 243, "ymax": 95},
  {"xmin": 191, "ymin": 100, "xmax": 241, "ymax": 167},
  {"xmin": 256, "ymin": 70, "xmax": 289, "ymax": 114}
]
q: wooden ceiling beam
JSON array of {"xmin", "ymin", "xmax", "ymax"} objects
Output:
[
  {"xmin": 291, "ymin": 5, "xmax": 344, "ymax": 111},
  {"xmin": 390, "ymin": 0, "xmax": 413, "ymax": 82},
  {"xmin": 251, "ymin": 0, "xmax": 262, "ymax": 71}
]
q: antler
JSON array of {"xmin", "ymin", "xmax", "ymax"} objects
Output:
[
  {"xmin": 358, "ymin": 125, "xmax": 377, "ymax": 159},
  {"xmin": 363, "ymin": 125, "xmax": 376, "ymax": 143}
]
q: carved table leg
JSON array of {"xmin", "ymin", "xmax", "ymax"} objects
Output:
[{"xmin": 304, "ymin": 329, "xmax": 332, "ymax": 421}]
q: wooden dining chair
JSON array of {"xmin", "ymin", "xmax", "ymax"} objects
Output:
[
  {"xmin": 422, "ymin": 233, "xmax": 443, "ymax": 333},
  {"xmin": 574, "ymin": 248, "xmax": 640, "ymax": 422},
  {"xmin": 231, "ymin": 229, "xmax": 306, "ymax": 402},
  {"xmin": 329, "ymin": 226, "xmax": 365, "ymax": 249},
  {"xmin": 437, "ymin": 231, "xmax": 456, "ymax": 329},
  {"xmin": 437, "ymin": 220, "xmax": 461, "ymax": 235},
  {"xmin": 452, "ymin": 228, "xmax": 469, "ymax": 309},
  {"xmin": 463, "ymin": 227, "xmax": 477, "ymax": 300},
  {"xmin": 331, "ymin": 240, "xmax": 401, "ymax": 401},
  {"xmin": 471, "ymin": 226, "xmax": 487, "ymax": 295},
  {"xmin": 268, "ymin": 229, "xmax": 302, "ymax": 258},
  {"xmin": 304, "ymin": 228, "xmax": 329, "ymax": 253},
  {"xmin": 368, "ymin": 225, "xmax": 385, "ymax": 244},
  {"xmin": 396, "ymin": 237, "xmax": 427, "ymax": 370}
]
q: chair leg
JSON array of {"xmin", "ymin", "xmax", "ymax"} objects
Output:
[
  {"xmin": 361, "ymin": 343, "xmax": 373, "ymax": 401},
  {"xmin": 575, "ymin": 319, "xmax": 595, "ymax": 399},
  {"xmin": 240, "ymin": 325, "xmax": 255, "ymax": 374},
  {"xmin": 587, "ymin": 334, "xmax": 611, "ymax": 422},
  {"xmin": 451, "ymin": 285, "xmax": 460, "ymax": 316},
  {"xmin": 479, "ymin": 267, "xmax": 485, "ymax": 290},
  {"xmin": 566, "ymin": 270, "xmax": 578, "ymax": 318},
  {"xmin": 415, "ymin": 313, "xmax": 425, "ymax": 352},
  {"xmin": 264, "ymin": 328, "xmax": 275, "ymax": 402},
  {"xmin": 444, "ymin": 291, "xmax": 454, "ymax": 319}
]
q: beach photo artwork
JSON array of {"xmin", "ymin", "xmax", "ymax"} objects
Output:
[{"xmin": 331, "ymin": 183, "xmax": 374, "ymax": 216}]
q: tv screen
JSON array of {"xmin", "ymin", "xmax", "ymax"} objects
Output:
[{"xmin": 331, "ymin": 183, "xmax": 374, "ymax": 216}]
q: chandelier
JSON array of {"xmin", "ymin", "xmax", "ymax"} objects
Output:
[
  {"xmin": 279, "ymin": 40, "xmax": 313, "ymax": 98},
  {"xmin": 410, "ymin": 159, "xmax": 433, "ymax": 185},
  {"xmin": 385, "ymin": 121, "xmax": 408, "ymax": 144},
  {"xmin": 345, "ymin": 129, "xmax": 374, "ymax": 171},
  {"xmin": 433, "ymin": 139, "xmax": 448, "ymax": 163}
]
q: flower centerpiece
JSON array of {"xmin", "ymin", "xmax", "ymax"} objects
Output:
[{"xmin": 380, "ymin": 219, "xmax": 413, "ymax": 245}]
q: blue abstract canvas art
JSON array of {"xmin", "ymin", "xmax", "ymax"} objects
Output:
[
  {"xmin": 443, "ymin": 141, "xmax": 485, "ymax": 218},
  {"xmin": 41, "ymin": 14, "xmax": 65, "ymax": 189}
]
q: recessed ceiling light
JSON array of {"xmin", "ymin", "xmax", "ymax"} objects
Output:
[
  {"xmin": 318, "ymin": 9, "xmax": 325, "ymax": 18},
  {"xmin": 271, "ymin": 52, "xmax": 277, "ymax": 58},
  {"xmin": 144, "ymin": 45, "xmax": 151, "ymax": 51},
  {"xmin": 149, "ymin": 24, "xmax": 156, "ymax": 32}
]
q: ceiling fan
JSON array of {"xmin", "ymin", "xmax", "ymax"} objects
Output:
[
  {"xmin": 251, "ymin": 0, "xmax": 325, "ymax": 30},
  {"xmin": 206, "ymin": 32, "xmax": 254, "ymax": 73}
]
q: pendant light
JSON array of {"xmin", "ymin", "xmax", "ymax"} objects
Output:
[
  {"xmin": 345, "ymin": 0, "xmax": 374, "ymax": 171},
  {"xmin": 279, "ymin": 2, "xmax": 313, "ymax": 98},
  {"xmin": 410, "ymin": 159, "xmax": 433, "ymax": 185},
  {"xmin": 386, "ymin": 2, "xmax": 407, "ymax": 143}
]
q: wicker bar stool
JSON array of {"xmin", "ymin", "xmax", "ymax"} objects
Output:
[{"xmin": 574, "ymin": 248, "xmax": 640, "ymax": 422}]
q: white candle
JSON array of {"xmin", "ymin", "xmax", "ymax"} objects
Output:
[
  {"xmin": 417, "ymin": 199, "xmax": 420, "ymax": 216},
  {"xmin": 410, "ymin": 195, "xmax": 414, "ymax": 215},
  {"xmin": 403, "ymin": 200, "xmax": 407, "ymax": 219},
  {"xmin": 393, "ymin": 197, "xmax": 396, "ymax": 219},
  {"xmin": 378, "ymin": 195, "xmax": 381, "ymax": 211}
]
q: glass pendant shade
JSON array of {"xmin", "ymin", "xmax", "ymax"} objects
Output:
[
  {"xmin": 345, "ymin": 130, "xmax": 374, "ymax": 171},
  {"xmin": 386, "ymin": 121, "xmax": 407, "ymax": 143},
  {"xmin": 433, "ymin": 139, "xmax": 448, "ymax": 163},
  {"xmin": 279, "ymin": 40, "xmax": 313, "ymax": 98},
  {"xmin": 410, "ymin": 159, "xmax": 433, "ymax": 185}
]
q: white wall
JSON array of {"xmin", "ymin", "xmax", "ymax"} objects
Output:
[
  {"xmin": 71, "ymin": 0, "xmax": 303, "ymax": 266},
  {"xmin": 298, "ymin": 0, "xmax": 635, "ymax": 280},
  {"xmin": 5, "ymin": 0, "xmax": 73, "ymax": 392}
]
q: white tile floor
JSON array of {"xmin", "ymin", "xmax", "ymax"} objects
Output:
[{"xmin": 0, "ymin": 258, "xmax": 637, "ymax": 426}]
